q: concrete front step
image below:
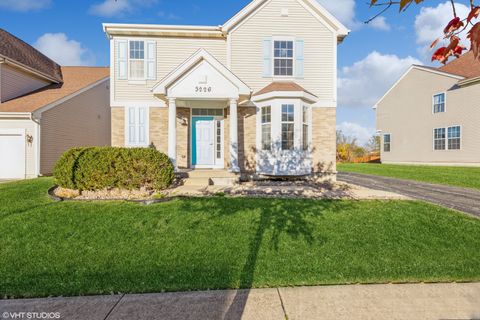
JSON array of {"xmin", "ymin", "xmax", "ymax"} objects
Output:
[{"xmin": 186, "ymin": 170, "xmax": 237, "ymax": 179}]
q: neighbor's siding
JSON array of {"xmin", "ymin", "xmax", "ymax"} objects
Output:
[
  {"xmin": 0, "ymin": 118, "xmax": 37, "ymax": 178},
  {"xmin": 229, "ymin": 0, "xmax": 335, "ymax": 100},
  {"xmin": 0, "ymin": 64, "xmax": 50, "ymax": 102},
  {"xmin": 377, "ymin": 68, "xmax": 480, "ymax": 165},
  {"xmin": 40, "ymin": 80, "xmax": 111, "ymax": 174},
  {"xmin": 113, "ymin": 37, "xmax": 227, "ymax": 102}
]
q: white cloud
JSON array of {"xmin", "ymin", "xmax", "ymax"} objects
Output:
[
  {"xmin": 337, "ymin": 122, "xmax": 375, "ymax": 146},
  {"xmin": 369, "ymin": 16, "xmax": 391, "ymax": 31},
  {"xmin": 415, "ymin": 1, "xmax": 470, "ymax": 60},
  {"xmin": 338, "ymin": 51, "xmax": 421, "ymax": 109},
  {"xmin": 89, "ymin": 0, "xmax": 158, "ymax": 17},
  {"xmin": 0, "ymin": 0, "xmax": 51, "ymax": 11},
  {"xmin": 34, "ymin": 33, "xmax": 95, "ymax": 66},
  {"xmin": 316, "ymin": 0, "xmax": 357, "ymax": 29}
]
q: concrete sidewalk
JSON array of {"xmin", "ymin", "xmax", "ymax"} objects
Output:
[{"xmin": 1, "ymin": 283, "xmax": 479, "ymax": 320}]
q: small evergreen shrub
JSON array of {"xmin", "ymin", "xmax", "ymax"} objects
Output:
[{"xmin": 53, "ymin": 147, "xmax": 174, "ymax": 191}]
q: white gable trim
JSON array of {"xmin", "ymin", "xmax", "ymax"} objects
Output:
[
  {"xmin": 252, "ymin": 90, "xmax": 318, "ymax": 104},
  {"xmin": 152, "ymin": 49, "xmax": 251, "ymax": 96},
  {"xmin": 222, "ymin": 0, "xmax": 349, "ymax": 37},
  {"xmin": 373, "ymin": 65, "xmax": 465, "ymax": 109}
]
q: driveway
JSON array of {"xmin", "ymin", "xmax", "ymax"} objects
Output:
[
  {"xmin": 1, "ymin": 283, "xmax": 479, "ymax": 320},
  {"xmin": 338, "ymin": 172, "xmax": 480, "ymax": 218}
]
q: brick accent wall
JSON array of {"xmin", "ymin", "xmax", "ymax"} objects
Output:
[
  {"xmin": 311, "ymin": 107, "xmax": 336, "ymax": 175},
  {"xmin": 149, "ymin": 108, "xmax": 168, "ymax": 154},
  {"xmin": 111, "ymin": 107, "xmax": 124, "ymax": 147},
  {"xmin": 176, "ymin": 107, "xmax": 190, "ymax": 169}
]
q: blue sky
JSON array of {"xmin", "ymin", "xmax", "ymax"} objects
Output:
[{"xmin": 0, "ymin": 0, "xmax": 465, "ymax": 145}]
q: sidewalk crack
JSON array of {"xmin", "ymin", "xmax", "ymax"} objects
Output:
[
  {"xmin": 276, "ymin": 288, "xmax": 288, "ymax": 320},
  {"xmin": 103, "ymin": 293, "xmax": 125, "ymax": 320}
]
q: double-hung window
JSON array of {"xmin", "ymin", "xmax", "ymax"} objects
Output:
[
  {"xmin": 302, "ymin": 106, "xmax": 309, "ymax": 151},
  {"xmin": 383, "ymin": 134, "xmax": 391, "ymax": 152},
  {"xmin": 261, "ymin": 106, "xmax": 272, "ymax": 151},
  {"xmin": 434, "ymin": 128, "xmax": 446, "ymax": 150},
  {"xmin": 274, "ymin": 40, "xmax": 294, "ymax": 76},
  {"xmin": 433, "ymin": 93, "xmax": 445, "ymax": 113},
  {"xmin": 281, "ymin": 104, "xmax": 295, "ymax": 150},
  {"xmin": 129, "ymin": 41, "xmax": 145, "ymax": 79},
  {"xmin": 448, "ymin": 126, "xmax": 461, "ymax": 150}
]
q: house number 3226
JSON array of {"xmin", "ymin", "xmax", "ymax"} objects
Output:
[{"xmin": 195, "ymin": 86, "xmax": 212, "ymax": 93}]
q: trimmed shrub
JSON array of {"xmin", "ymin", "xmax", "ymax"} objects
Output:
[{"xmin": 53, "ymin": 147, "xmax": 174, "ymax": 191}]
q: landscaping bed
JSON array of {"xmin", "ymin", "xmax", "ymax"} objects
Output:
[{"xmin": 1, "ymin": 178, "xmax": 480, "ymax": 298}]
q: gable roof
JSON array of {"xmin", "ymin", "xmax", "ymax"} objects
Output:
[
  {"xmin": 152, "ymin": 49, "xmax": 251, "ymax": 96},
  {"xmin": 254, "ymin": 81, "xmax": 316, "ymax": 96},
  {"xmin": 0, "ymin": 67, "xmax": 109, "ymax": 113},
  {"xmin": 439, "ymin": 52, "xmax": 480, "ymax": 80},
  {"xmin": 222, "ymin": 0, "xmax": 349, "ymax": 38},
  {"xmin": 0, "ymin": 29, "xmax": 63, "ymax": 83}
]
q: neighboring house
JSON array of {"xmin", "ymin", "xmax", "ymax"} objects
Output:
[
  {"xmin": 375, "ymin": 52, "xmax": 480, "ymax": 166},
  {"xmin": 103, "ymin": 0, "xmax": 349, "ymax": 180},
  {"xmin": 0, "ymin": 29, "xmax": 111, "ymax": 179}
]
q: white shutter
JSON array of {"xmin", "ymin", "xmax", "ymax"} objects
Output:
[
  {"xmin": 146, "ymin": 41, "xmax": 156, "ymax": 80},
  {"xmin": 118, "ymin": 40, "xmax": 128, "ymax": 80},
  {"xmin": 138, "ymin": 107, "xmax": 147, "ymax": 144},
  {"xmin": 263, "ymin": 38, "xmax": 272, "ymax": 77},
  {"xmin": 295, "ymin": 40, "xmax": 304, "ymax": 78},
  {"xmin": 128, "ymin": 107, "xmax": 136, "ymax": 144}
]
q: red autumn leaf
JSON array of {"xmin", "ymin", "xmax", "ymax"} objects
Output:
[
  {"xmin": 453, "ymin": 46, "xmax": 467, "ymax": 58},
  {"xmin": 444, "ymin": 17, "xmax": 465, "ymax": 34},
  {"xmin": 467, "ymin": 6, "xmax": 480, "ymax": 24},
  {"xmin": 468, "ymin": 22, "xmax": 480, "ymax": 60},
  {"xmin": 431, "ymin": 47, "xmax": 450, "ymax": 64},
  {"xmin": 446, "ymin": 35, "xmax": 460, "ymax": 52}
]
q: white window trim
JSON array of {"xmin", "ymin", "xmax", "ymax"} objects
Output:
[
  {"xmin": 128, "ymin": 40, "xmax": 147, "ymax": 81},
  {"xmin": 432, "ymin": 125, "xmax": 462, "ymax": 151},
  {"xmin": 302, "ymin": 105, "xmax": 311, "ymax": 151},
  {"xmin": 261, "ymin": 106, "xmax": 272, "ymax": 151},
  {"xmin": 124, "ymin": 106, "xmax": 150, "ymax": 147},
  {"xmin": 272, "ymin": 36, "xmax": 295, "ymax": 78},
  {"xmin": 383, "ymin": 133, "xmax": 391, "ymax": 153},
  {"xmin": 432, "ymin": 92, "xmax": 446, "ymax": 114}
]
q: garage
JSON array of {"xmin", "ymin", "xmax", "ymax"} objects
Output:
[{"xmin": 0, "ymin": 129, "xmax": 25, "ymax": 179}]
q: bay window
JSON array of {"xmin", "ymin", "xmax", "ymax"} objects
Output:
[
  {"xmin": 281, "ymin": 104, "xmax": 295, "ymax": 150},
  {"xmin": 302, "ymin": 106, "xmax": 309, "ymax": 150},
  {"xmin": 261, "ymin": 106, "xmax": 271, "ymax": 151}
]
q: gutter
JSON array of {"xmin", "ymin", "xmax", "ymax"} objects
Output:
[
  {"xmin": 458, "ymin": 76, "xmax": 480, "ymax": 87},
  {"xmin": 0, "ymin": 55, "xmax": 61, "ymax": 84}
]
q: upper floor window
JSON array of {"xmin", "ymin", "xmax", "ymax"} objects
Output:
[
  {"xmin": 261, "ymin": 106, "xmax": 271, "ymax": 151},
  {"xmin": 383, "ymin": 134, "xmax": 391, "ymax": 152},
  {"xmin": 433, "ymin": 93, "xmax": 445, "ymax": 113},
  {"xmin": 448, "ymin": 126, "xmax": 461, "ymax": 150},
  {"xmin": 129, "ymin": 41, "xmax": 145, "ymax": 79},
  {"xmin": 274, "ymin": 40, "xmax": 293, "ymax": 76},
  {"xmin": 281, "ymin": 104, "xmax": 295, "ymax": 150}
]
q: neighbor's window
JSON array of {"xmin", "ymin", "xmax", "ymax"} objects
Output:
[
  {"xmin": 282, "ymin": 104, "xmax": 295, "ymax": 150},
  {"xmin": 383, "ymin": 134, "xmax": 391, "ymax": 152},
  {"xmin": 302, "ymin": 106, "xmax": 309, "ymax": 151},
  {"xmin": 434, "ymin": 128, "xmax": 446, "ymax": 150},
  {"xmin": 129, "ymin": 41, "xmax": 145, "ymax": 79},
  {"xmin": 448, "ymin": 126, "xmax": 461, "ymax": 150},
  {"xmin": 261, "ymin": 106, "xmax": 271, "ymax": 151},
  {"xmin": 433, "ymin": 93, "xmax": 445, "ymax": 113},
  {"xmin": 274, "ymin": 40, "xmax": 294, "ymax": 76}
]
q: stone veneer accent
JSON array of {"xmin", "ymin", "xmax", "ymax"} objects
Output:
[
  {"xmin": 311, "ymin": 107, "xmax": 336, "ymax": 178},
  {"xmin": 111, "ymin": 107, "xmax": 124, "ymax": 147}
]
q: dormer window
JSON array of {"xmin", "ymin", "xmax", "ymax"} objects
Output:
[{"xmin": 274, "ymin": 40, "xmax": 294, "ymax": 76}]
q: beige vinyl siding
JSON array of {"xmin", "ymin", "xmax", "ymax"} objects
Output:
[
  {"xmin": 0, "ymin": 118, "xmax": 37, "ymax": 178},
  {"xmin": 40, "ymin": 80, "xmax": 111, "ymax": 174},
  {"xmin": 113, "ymin": 37, "xmax": 227, "ymax": 102},
  {"xmin": 377, "ymin": 68, "xmax": 480, "ymax": 165},
  {"xmin": 229, "ymin": 0, "xmax": 335, "ymax": 100},
  {"xmin": 0, "ymin": 64, "xmax": 50, "ymax": 102}
]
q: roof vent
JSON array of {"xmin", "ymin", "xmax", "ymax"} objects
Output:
[{"xmin": 281, "ymin": 8, "xmax": 289, "ymax": 17}]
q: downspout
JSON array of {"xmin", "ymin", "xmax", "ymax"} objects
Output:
[{"xmin": 30, "ymin": 113, "xmax": 41, "ymax": 177}]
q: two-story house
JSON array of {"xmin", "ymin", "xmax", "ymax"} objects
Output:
[
  {"xmin": 104, "ymin": 0, "xmax": 349, "ymax": 181},
  {"xmin": 375, "ymin": 52, "xmax": 480, "ymax": 166},
  {"xmin": 0, "ymin": 29, "xmax": 111, "ymax": 180}
]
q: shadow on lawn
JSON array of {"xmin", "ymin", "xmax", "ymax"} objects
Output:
[{"xmin": 178, "ymin": 198, "xmax": 353, "ymax": 319}]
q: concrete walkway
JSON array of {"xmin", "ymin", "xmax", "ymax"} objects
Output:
[
  {"xmin": 1, "ymin": 283, "xmax": 480, "ymax": 320},
  {"xmin": 338, "ymin": 171, "xmax": 480, "ymax": 218}
]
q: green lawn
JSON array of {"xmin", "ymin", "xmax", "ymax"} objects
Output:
[
  {"xmin": 338, "ymin": 163, "xmax": 480, "ymax": 190},
  {"xmin": 1, "ymin": 178, "xmax": 480, "ymax": 298}
]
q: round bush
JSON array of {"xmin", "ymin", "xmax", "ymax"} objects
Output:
[{"xmin": 53, "ymin": 147, "xmax": 175, "ymax": 191}]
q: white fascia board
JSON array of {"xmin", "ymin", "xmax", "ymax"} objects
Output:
[
  {"xmin": 373, "ymin": 65, "xmax": 465, "ymax": 108},
  {"xmin": 103, "ymin": 23, "xmax": 223, "ymax": 37},
  {"xmin": 458, "ymin": 76, "xmax": 480, "ymax": 86},
  {"xmin": 152, "ymin": 49, "xmax": 251, "ymax": 96},
  {"xmin": 0, "ymin": 112, "xmax": 32, "ymax": 119},
  {"xmin": 33, "ymin": 77, "xmax": 109, "ymax": 117},
  {"xmin": 0, "ymin": 55, "xmax": 60, "ymax": 84},
  {"xmin": 252, "ymin": 91, "xmax": 319, "ymax": 104}
]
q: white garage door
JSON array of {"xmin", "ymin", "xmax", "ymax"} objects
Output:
[{"xmin": 0, "ymin": 129, "xmax": 26, "ymax": 179}]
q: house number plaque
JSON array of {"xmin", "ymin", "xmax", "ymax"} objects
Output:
[{"xmin": 195, "ymin": 86, "xmax": 212, "ymax": 93}]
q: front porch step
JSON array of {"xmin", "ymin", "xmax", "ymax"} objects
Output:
[
  {"xmin": 179, "ymin": 170, "xmax": 239, "ymax": 187},
  {"xmin": 185, "ymin": 170, "xmax": 237, "ymax": 179}
]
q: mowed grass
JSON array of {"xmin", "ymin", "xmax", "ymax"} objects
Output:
[
  {"xmin": 1, "ymin": 178, "xmax": 480, "ymax": 298},
  {"xmin": 338, "ymin": 163, "xmax": 480, "ymax": 190}
]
